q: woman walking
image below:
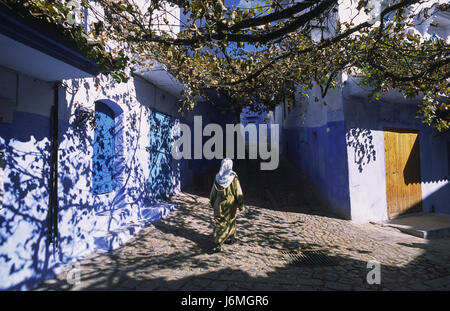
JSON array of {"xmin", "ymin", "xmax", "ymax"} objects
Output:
[{"xmin": 209, "ymin": 158, "xmax": 244, "ymax": 253}]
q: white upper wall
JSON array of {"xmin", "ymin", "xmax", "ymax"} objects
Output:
[
  {"xmin": 84, "ymin": 0, "xmax": 181, "ymax": 37},
  {"xmin": 271, "ymin": 0, "xmax": 449, "ymax": 128},
  {"xmin": 134, "ymin": 0, "xmax": 181, "ymax": 36},
  {"xmin": 338, "ymin": 0, "xmax": 449, "ymax": 41},
  {"xmin": 415, "ymin": 11, "xmax": 450, "ymax": 41}
]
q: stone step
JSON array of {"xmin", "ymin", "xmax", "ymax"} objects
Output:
[
  {"xmin": 379, "ymin": 213, "xmax": 450, "ymax": 239},
  {"xmin": 92, "ymin": 203, "xmax": 177, "ymax": 251}
]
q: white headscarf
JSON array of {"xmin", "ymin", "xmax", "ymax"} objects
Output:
[{"xmin": 215, "ymin": 158, "xmax": 236, "ymax": 188}]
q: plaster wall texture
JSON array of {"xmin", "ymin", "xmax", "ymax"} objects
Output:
[
  {"xmin": 343, "ymin": 78, "xmax": 450, "ymax": 222},
  {"xmin": 0, "ymin": 66, "xmax": 216, "ymax": 289}
]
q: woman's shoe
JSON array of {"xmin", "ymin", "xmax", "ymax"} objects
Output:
[
  {"xmin": 225, "ymin": 236, "xmax": 237, "ymax": 245},
  {"xmin": 212, "ymin": 244, "xmax": 222, "ymax": 253}
]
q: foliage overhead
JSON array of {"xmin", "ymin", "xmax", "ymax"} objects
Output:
[{"xmin": 2, "ymin": 0, "xmax": 450, "ymax": 130}]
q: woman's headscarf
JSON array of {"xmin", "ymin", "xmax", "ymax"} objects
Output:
[{"xmin": 215, "ymin": 158, "xmax": 236, "ymax": 188}]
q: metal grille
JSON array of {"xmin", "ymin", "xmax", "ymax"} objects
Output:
[{"xmin": 281, "ymin": 250, "xmax": 339, "ymax": 266}]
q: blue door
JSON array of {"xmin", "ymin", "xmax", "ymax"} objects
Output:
[
  {"xmin": 93, "ymin": 102, "xmax": 115, "ymax": 194},
  {"xmin": 149, "ymin": 110, "xmax": 173, "ymax": 198}
]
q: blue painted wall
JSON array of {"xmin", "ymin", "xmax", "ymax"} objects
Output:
[
  {"xmin": 274, "ymin": 84, "xmax": 351, "ymax": 219},
  {"xmin": 0, "ymin": 69, "xmax": 236, "ymax": 290},
  {"xmin": 276, "ymin": 79, "xmax": 450, "ymax": 222},
  {"xmin": 0, "ymin": 110, "xmax": 55, "ymax": 290},
  {"xmin": 0, "ymin": 4, "xmax": 238, "ymax": 291},
  {"xmin": 183, "ymin": 97, "xmax": 238, "ymax": 178},
  {"xmin": 282, "ymin": 121, "xmax": 351, "ymax": 219},
  {"xmin": 343, "ymin": 90, "xmax": 450, "ymax": 220},
  {"xmin": 240, "ymin": 105, "xmax": 270, "ymax": 146}
]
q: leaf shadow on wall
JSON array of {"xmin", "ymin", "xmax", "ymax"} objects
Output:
[
  {"xmin": 0, "ymin": 77, "xmax": 178, "ymax": 290},
  {"xmin": 346, "ymin": 128, "xmax": 376, "ymax": 173}
]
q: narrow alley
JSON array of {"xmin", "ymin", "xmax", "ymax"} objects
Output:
[{"xmin": 34, "ymin": 158, "xmax": 450, "ymax": 291}]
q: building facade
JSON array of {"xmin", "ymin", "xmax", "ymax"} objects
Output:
[
  {"xmin": 0, "ymin": 3, "xmax": 234, "ymax": 290},
  {"xmin": 274, "ymin": 2, "xmax": 450, "ymax": 222}
]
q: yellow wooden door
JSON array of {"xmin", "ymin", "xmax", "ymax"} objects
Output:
[{"xmin": 384, "ymin": 129, "xmax": 422, "ymax": 219}]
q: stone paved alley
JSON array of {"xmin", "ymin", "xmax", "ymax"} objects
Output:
[{"xmin": 34, "ymin": 158, "xmax": 450, "ymax": 291}]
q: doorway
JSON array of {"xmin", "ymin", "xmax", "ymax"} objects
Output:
[{"xmin": 384, "ymin": 128, "xmax": 423, "ymax": 219}]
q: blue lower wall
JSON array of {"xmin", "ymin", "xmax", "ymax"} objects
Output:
[
  {"xmin": 282, "ymin": 121, "xmax": 351, "ymax": 218},
  {"xmin": 344, "ymin": 97, "xmax": 450, "ymax": 218},
  {"xmin": 0, "ymin": 110, "xmax": 181, "ymax": 290},
  {"xmin": 0, "ymin": 111, "xmax": 55, "ymax": 290},
  {"xmin": 0, "ymin": 100, "xmax": 236, "ymax": 290}
]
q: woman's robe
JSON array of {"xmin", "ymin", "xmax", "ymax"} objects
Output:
[{"xmin": 209, "ymin": 175, "xmax": 244, "ymax": 245}]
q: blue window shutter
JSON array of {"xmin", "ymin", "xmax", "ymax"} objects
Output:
[
  {"xmin": 150, "ymin": 110, "xmax": 173, "ymax": 154},
  {"xmin": 93, "ymin": 102, "xmax": 115, "ymax": 194},
  {"xmin": 149, "ymin": 110, "xmax": 173, "ymax": 198}
]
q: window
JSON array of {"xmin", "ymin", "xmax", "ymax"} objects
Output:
[{"xmin": 93, "ymin": 101, "xmax": 115, "ymax": 194}]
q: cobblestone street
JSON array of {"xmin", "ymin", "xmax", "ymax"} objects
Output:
[{"xmin": 34, "ymin": 159, "xmax": 450, "ymax": 291}]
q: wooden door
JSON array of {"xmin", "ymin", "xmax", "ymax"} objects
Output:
[{"xmin": 384, "ymin": 128, "xmax": 422, "ymax": 219}]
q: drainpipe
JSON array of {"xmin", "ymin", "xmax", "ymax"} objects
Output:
[{"xmin": 48, "ymin": 82, "xmax": 59, "ymax": 246}]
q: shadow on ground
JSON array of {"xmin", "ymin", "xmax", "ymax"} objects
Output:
[
  {"xmin": 184, "ymin": 156, "xmax": 341, "ymax": 219},
  {"xmin": 33, "ymin": 158, "xmax": 450, "ymax": 291},
  {"xmin": 34, "ymin": 188, "xmax": 450, "ymax": 291},
  {"xmin": 34, "ymin": 232, "xmax": 450, "ymax": 291}
]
